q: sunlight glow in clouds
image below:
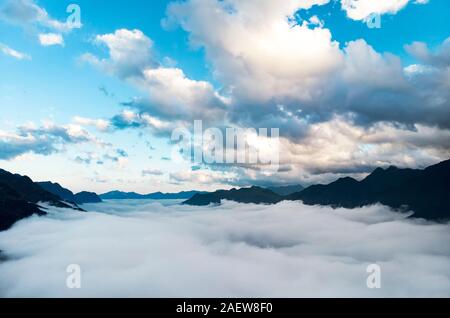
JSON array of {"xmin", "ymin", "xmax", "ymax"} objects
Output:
[{"xmin": 0, "ymin": 200, "xmax": 449, "ymax": 297}]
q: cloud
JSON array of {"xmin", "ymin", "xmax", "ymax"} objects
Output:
[
  {"xmin": 405, "ymin": 38, "xmax": 450, "ymax": 68},
  {"xmin": 0, "ymin": 43, "xmax": 31, "ymax": 60},
  {"xmin": 72, "ymin": 116, "xmax": 111, "ymax": 132},
  {"xmin": 163, "ymin": 0, "xmax": 448, "ymax": 132},
  {"xmin": 0, "ymin": 201, "xmax": 449, "ymax": 297},
  {"xmin": 0, "ymin": 122, "xmax": 105, "ymax": 161},
  {"xmin": 340, "ymin": 0, "xmax": 428, "ymax": 21},
  {"xmin": 79, "ymin": 2, "xmax": 449, "ymax": 184},
  {"xmin": 82, "ymin": 28, "xmax": 229, "ymax": 126},
  {"xmin": 164, "ymin": 0, "xmax": 343, "ymax": 106},
  {"xmin": 81, "ymin": 29, "xmax": 156, "ymax": 78},
  {"xmin": 137, "ymin": 67, "xmax": 229, "ymax": 122},
  {"xmin": 169, "ymin": 168, "xmax": 239, "ymax": 187},
  {"xmin": 0, "ymin": 0, "xmax": 71, "ymax": 32},
  {"xmin": 142, "ymin": 169, "xmax": 164, "ymax": 176},
  {"xmin": 38, "ymin": 33, "xmax": 64, "ymax": 46},
  {"xmin": 0, "ymin": 0, "xmax": 75, "ymax": 45}
]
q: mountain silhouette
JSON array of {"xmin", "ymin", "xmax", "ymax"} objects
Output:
[
  {"xmin": 100, "ymin": 190, "xmax": 205, "ymax": 200},
  {"xmin": 36, "ymin": 181, "xmax": 76, "ymax": 202},
  {"xmin": 0, "ymin": 169, "xmax": 82, "ymax": 231},
  {"xmin": 74, "ymin": 191, "xmax": 102, "ymax": 204},
  {"xmin": 287, "ymin": 159, "xmax": 450, "ymax": 220},
  {"xmin": 184, "ymin": 159, "xmax": 450, "ymax": 221},
  {"xmin": 183, "ymin": 186, "xmax": 282, "ymax": 206},
  {"xmin": 267, "ymin": 184, "xmax": 304, "ymax": 196},
  {"xmin": 37, "ymin": 182, "xmax": 102, "ymax": 204}
]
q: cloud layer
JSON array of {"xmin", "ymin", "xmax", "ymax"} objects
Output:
[
  {"xmin": 0, "ymin": 200, "xmax": 449, "ymax": 297},
  {"xmin": 73, "ymin": 0, "xmax": 450, "ymax": 187}
]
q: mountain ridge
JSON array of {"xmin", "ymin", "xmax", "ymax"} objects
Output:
[
  {"xmin": 100, "ymin": 190, "xmax": 206, "ymax": 200},
  {"xmin": 184, "ymin": 159, "xmax": 450, "ymax": 221},
  {"xmin": 37, "ymin": 181, "xmax": 102, "ymax": 204},
  {"xmin": 0, "ymin": 169, "xmax": 83, "ymax": 231}
]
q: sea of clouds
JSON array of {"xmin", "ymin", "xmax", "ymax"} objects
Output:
[{"xmin": 1, "ymin": 200, "xmax": 450, "ymax": 298}]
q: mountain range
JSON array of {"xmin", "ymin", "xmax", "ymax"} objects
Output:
[
  {"xmin": 1, "ymin": 159, "xmax": 449, "ymax": 230},
  {"xmin": 287, "ymin": 159, "xmax": 450, "ymax": 220},
  {"xmin": 184, "ymin": 159, "xmax": 450, "ymax": 221},
  {"xmin": 37, "ymin": 182, "xmax": 102, "ymax": 204},
  {"xmin": 100, "ymin": 190, "xmax": 206, "ymax": 200}
]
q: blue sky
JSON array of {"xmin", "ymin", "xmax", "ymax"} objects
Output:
[{"xmin": 1, "ymin": 0, "xmax": 449, "ymax": 193}]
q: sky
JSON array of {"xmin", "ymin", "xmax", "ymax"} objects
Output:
[{"xmin": 0, "ymin": 0, "xmax": 449, "ymax": 194}]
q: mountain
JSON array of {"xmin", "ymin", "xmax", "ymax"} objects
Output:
[
  {"xmin": 183, "ymin": 186, "xmax": 283, "ymax": 206},
  {"xmin": 37, "ymin": 182, "xmax": 102, "ymax": 204},
  {"xmin": 183, "ymin": 159, "xmax": 450, "ymax": 220},
  {"xmin": 74, "ymin": 191, "xmax": 102, "ymax": 204},
  {"xmin": 100, "ymin": 191, "xmax": 143, "ymax": 200},
  {"xmin": 288, "ymin": 159, "xmax": 450, "ymax": 220},
  {"xmin": 100, "ymin": 190, "xmax": 204, "ymax": 200},
  {"xmin": 267, "ymin": 184, "xmax": 304, "ymax": 196},
  {"xmin": 37, "ymin": 181, "xmax": 76, "ymax": 202},
  {"xmin": 0, "ymin": 169, "xmax": 82, "ymax": 231}
]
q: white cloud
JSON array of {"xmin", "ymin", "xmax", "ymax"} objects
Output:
[
  {"xmin": 38, "ymin": 33, "xmax": 64, "ymax": 46},
  {"xmin": 81, "ymin": 29, "xmax": 155, "ymax": 78},
  {"xmin": 164, "ymin": 0, "xmax": 343, "ymax": 104},
  {"xmin": 72, "ymin": 117, "xmax": 111, "ymax": 132},
  {"xmin": 0, "ymin": 43, "xmax": 31, "ymax": 60},
  {"xmin": 0, "ymin": 201, "xmax": 449, "ymax": 297},
  {"xmin": 139, "ymin": 67, "xmax": 229, "ymax": 122},
  {"xmin": 340, "ymin": 0, "xmax": 427, "ymax": 21},
  {"xmin": 0, "ymin": 0, "xmax": 77, "ymax": 46}
]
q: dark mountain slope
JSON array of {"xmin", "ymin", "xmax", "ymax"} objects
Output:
[
  {"xmin": 37, "ymin": 181, "xmax": 76, "ymax": 202},
  {"xmin": 267, "ymin": 185, "xmax": 304, "ymax": 196},
  {"xmin": 37, "ymin": 182, "xmax": 102, "ymax": 204},
  {"xmin": 183, "ymin": 187, "xmax": 282, "ymax": 206},
  {"xmin": 0, "ymin": 169, "xmax": 82, "ymax": 231},
  {"xmin": 74, "ymin": 191, "xmax": 102, "ymax": 204},
  {"xmin": 0, "ymin": 182, "xmax": 44, "ymax": 231},
  {"xmin": 288, "ymin": 159, "xmax": 450, "ymax": 220}
]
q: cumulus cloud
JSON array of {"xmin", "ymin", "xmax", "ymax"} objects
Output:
[
  {"xmin": 78, "ymin": 1, "xmax": 448, "ymax": 184},
  {"xmin": 163, "ymin": 0, "xmax": 449, "ymax": 131},
  {"xmin": 137, "ymin": 67, "xmax": 229, "ymax": 122},
  {"xmin": 0, "ymin": 201, "xmax": 449, "ymax": 297},
  {"xmin": 0, "ymin": 43, "xmax": 31, "ymax": 60},
  {"xmin": 81, "ymin": 29, "xmax": 156, "ymax": 79}
]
